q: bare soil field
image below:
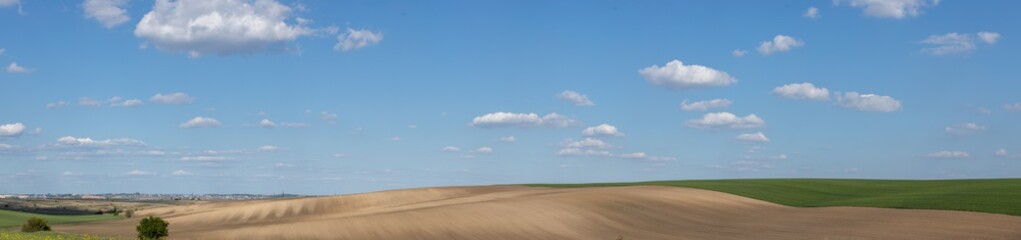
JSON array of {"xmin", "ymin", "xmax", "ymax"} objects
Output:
[{"xmin": 57, "ymin": 186, "xmax": 1021, "ymax": 239}]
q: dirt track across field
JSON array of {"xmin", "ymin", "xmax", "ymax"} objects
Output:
[{"xmin": 57, "ymin": 186, "xmax": 1021, "ymax": 239}]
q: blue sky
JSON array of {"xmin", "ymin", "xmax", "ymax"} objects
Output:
[{"xmin": 1, "ymin": 0, "xmax": 1019, "ymax": 195}]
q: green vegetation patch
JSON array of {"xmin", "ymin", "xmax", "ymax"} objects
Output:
[
  {"xmin": 0, "ymin": 230, "xmax": 115, "ymax": 240},
  {"xmin": 526, "ymin": 178, "xmax": 1021, "ymax": 216},
  {"xmin": 0, "ymin": 209, "xmax": 121, "ymax": 228}
]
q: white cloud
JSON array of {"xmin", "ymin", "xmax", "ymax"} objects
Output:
[
  {"xmin": 6, "ymin": 62, "xmax": 29, "ymax": 73},
  {"xmin": 320, "ymin": 111, "xmax": 338, "ymax": 123},
  {"xmin": 688, "ymin": 112, "xmax": 766, "ymax": 129},
  {"xmin": 0, "ymin": 0, "xmax": 18, "ymax": 7},
  {"xmin": 259, "ymin": 119, "xmax": 276, "ymax": 128},
  {"xmin": 620, "ymin": 152, "xmax": 646, "ymax": 159},
  {"xmin": 499, "ymin": 136, "xmax": 516, "ymax": 142},
  {"xmin": 0, "ymin": 48, "xmax": 4, "ymax": 56},
  {"xmin": 836, "ymin": 0, "xmax": 938, "ymax": 19},
  {"xmin": 125, "ymin": 170, "xmax": 154, "ymax": 176},
  {"xmin": 731, "ymin": 49, "xmax": 747, "ymax": 57},
  {"xmin": 758, "ymin": 35, "xmax": 804, "ymax": 55},
  {"xmin": 736, "ymin": 132, "xmax": 769, "ymax": 143},
  {"xmin": 995, "ymin": 149, "xmax": 1007, "ymax": 157},
  {"xmin": 470, "ymin": 112, "xmax": 577, "ymax": 128},
  {"xmin": 56, "ymin": 136, "xmax": 145, "ymax": 147},
  {"xmin": 135, "ymin": 0, "xmax": 313, "ymax": 56},
  {"xmin": 150, "ymin": 92, "xmax": 194, "ymax": 104},
  {"xmin": 945, "ymin": 123, "xmax": 986, "ymax": 136},
  {"xmin": 331, "ymin": 153, "xmax": 346, "ymax": 158},
  {"xmin": 1004, "ymin": 103, "xmax": 1021, "ymax": 112},
  {"xmin": 391, "ymin": 136, "xmax": 402, "ymax": 141},
  {"xmin": 564, "ymin": 138, "xmax": 612, "ymax": 149},
  {"xmin": 835, "ymin": 92, "xmax": 902, "ymax": 112},
  {"xmin": 179, "ymin": 116, "xmax": 222, "ymax": 128},
  {"xmin": 180, "ymin": 156, "xmax": 230, "ymax": 161},
  {"xmin": 557, "ymin": 90, "xmax": 594, "ymax": 106},
  {"xmin": 335, "ymin": 28, "xmax": 383, "ymax": 52},
  {"xmin": 252, "ymin": 146, "xmax": 277, "ymax": 152},
  {"xmin": 171, "ymin": 170, "xmax": 194, "ymax": 176},
  {"xmin": 84, "ymin": 0, "xmax": 130, "ymax": 28},
  {"xmin": 977, "ymin": 31, "xmax": 1001, "ymax": 44},
  {"xmin": 920, "ymin": 33, "xmax": 976, "ymax": 55},
  {"xmin": 773, "ymin": 82, "xmax": 830, "ymax": 101},
  {"xmin": 0, "ymin": 122, "xmax": 25, "ymax": 137},
  {"xmin": 476, "ymin": 147, "xmax": 493, "ymax": 154},
  {"xmin": 442, "ymin": 146, "xmax": 460, "ymax": 152},
  {"xmin": 680, "ymin": 99, "xmax": 732, "ymax": 111},
  {"xmin": 639, "ymin": 59, "xmax": 736, "ymax": 90},
  {"xmin": 926, "ymin": 151, "xmax": 970, "ymax": 158},
  {"xmin": 804, "ymin": 7, "xmax": 820, "ymax": 19},
  {"xmin": 557, "ymin": 148, "xmax": 611, "ymax": 157},
  {"xmin": 109, "ymin": 97, "xmax": 143, "ymax": 107},
  {"xmin": 78, "ymin": 97, "xmax": 102, "ymax": 107},
  {"xmin": 62, "ymin": 171, "xmax": 82, "ymax": 176},
  {"xmin": 582, "ymin": 124, "xmax": 624, "ymax": 137},
  {"xmin": 769, "ymin": 154, "xmax": 789, "ymax": 160}
]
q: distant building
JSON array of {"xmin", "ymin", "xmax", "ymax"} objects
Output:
[{"xmin": 81, "ymin": 195, "xmax": 106, "ymax": 200}]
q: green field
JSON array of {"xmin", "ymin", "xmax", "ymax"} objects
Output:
[
  {"xmin": 527, "ymin": 178, "xmax": 1021, "ymax": 216},
  {"xmin": 0, "ymin": 230, "xmax": 115, "ymax": 240},
  {"xmin": 0, "ymin": 209, "xmax": 121, "ymax": 228}
]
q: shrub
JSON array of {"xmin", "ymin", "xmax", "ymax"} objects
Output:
[
  {"xmin": 124, "ymin": 209, "xmax": 134, "ymax": 218},
  {"xmin": 21, "ymin": 217, "xmax": 51, "ymax": 232},
  {"xmin": 136, "ymin": 216, "xmax": 169, "ymax": 240}
]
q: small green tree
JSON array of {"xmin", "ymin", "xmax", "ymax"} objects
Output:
[
  {"xmin": 136, "ymin": 216, "xmax": 169, "ymax": 240},
  {"xmin": 20, "ymin": 217, "xmax": 51, "ymax": 232}
]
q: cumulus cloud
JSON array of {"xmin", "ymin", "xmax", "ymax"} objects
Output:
[
  {"xmin": 557, "ymin": 90, "xmax": 594, "ymax": 106},
  {"xmin": 56, "ymin": 136, "xmax": 145, "ymax": 147},
  {"xmin": 758, "ymin": 35, "xmax": 804, "ymax": 55},
  {"xmin": 125, "ymin": 170, "xmax": 155, "ymax": 176},
  {"xmin": 258, "ymin": 145, "xmax": 280, "ymax": 152},
  {"xmin": 680, "ymin": 99, "xmax": 732, "ymax": 111},
  {"xmin": 150, "ymin": 92, "xmax": 194, "ymax": 104},
  {"xmin": 108, "ymin": 97, "xmax": 143, "ymax": 107},
  {"xmin": 688, "ymin": 112, "xmax": 766, "ymax": 129},
  {"xmin": 179, "ymin": 116, "xmax": 222, "ymax": 128},
  {"xmin": 78, "ymin": 97, "xmax": 103, "ymax": 107},
  {"xmin": 6, "ymin": 62, "xmax": 29, "ymax": 73},
  {"xmin": 945, "ymin": 123, "xmax": 986, "ymax": 136},
  {"xmin": 804, "ymin": 7, "xmax": 820, "ymax": 19},
  {"xmin": 995, "ymin": 149, "xmax": 1007, "ymax": 157},
  {"xmin": 920, "ymin": 32, "xmax": 1000, "ymax": 55},
  {"xmin": 172, "ymin": 170, "xmax": 194, "ymax": 176},
  {"xmin": 639, "ymin": 59, "xmax": 736, "ymax": 90},
  {"xmin": 180, "ymin": 156, "xmax": 230, "ymax": 161},
  {"xmin": 470, "ymin": 112, "xmax": 577, "ymax": 128},
  {"xmin": 620, "ymin": 152, "xmax": 647, "ymax": 159},
  {"xmin": 320, "ymin": 111, "xmax": 338, "ymax": 124},
  {"xmin": 84, "ymin": 0, "xmax": 130, "ymax": 28},
  {"xmin": 557, "ymin": 148, "xmax": 611, "ymax": 157},
  {"xmin": 926, "ymin": 151, "xmax": 970, "ymax": 158},
  {"xmin": 442, "ymin": 146, "xmax": 460, "ymax": 152},
  {"xmin": 334, "ymin": 28, "xmax": 383, "ymax": 52},
  {"xmin": 836, "ymin": 0, "xmax": 938, "ymax": 19},
  {"xmin": 134, "ymin": 0, "xmax": 313, "ymax": 56},
  {"xmin": 736, "ymin": 132, "xmax": 769, "ymax": 143},
  {"xmin": 731, "ymin": 49, "xmax": 747, "ymax": 57},
  {"xmin": 0, "ymin": 122, "xmax": 25, "ymax": 137},
  {"xmin": 773, "ymin": 82, "xmax": 830, "ymax": 101},
  {"xmin": 498, "ymin": 136, "xmax": 516, "ymax": 142},
  {"xmin": 582, "ymin": 124, "xmax": 624, "ymax": 137},
  {"xmin": 476, "ymin": 147, "xmax": 493, "ymax": 154},
  {"xmin": 563, "ymin": 138, "xmax": 612, "ymax": 149},
  {"xmin": 835, "ymin": 92, "xmax": 902, "ymax": 112},
  {"xmin": 618, "ymin": 152, "xmax": 675, "ymax": 161},
  {"xmin": 977, "ymin": 31, "xmax": 1001, "ymax": 44},
  {"xmin": 259, "ymin": 119, "xmax": 276, "ymax": 128},
  {"xmin": 1005, "ymin": 103, "xmax": 1021, "ymax": 112}
]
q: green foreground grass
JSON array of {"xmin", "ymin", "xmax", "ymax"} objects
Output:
[
  {"xmin": 527, "ymin": 178, "xmax": 1021, "ymax": 216},
  {"xmin": 0, "ymin": 231, "xmax": 116, "ymax": 240},
  {"xmin": 0, "ymin": 209, "xmax": 121, "ymax": 228}
]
